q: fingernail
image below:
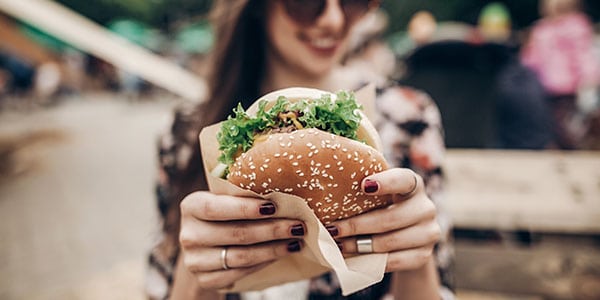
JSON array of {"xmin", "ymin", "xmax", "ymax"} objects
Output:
[
  {"xmin": 364, "ymin": 179, "xmax": 379, "ymax": 194},
  {"xmin": 287, "ymin": 241, "xmax": 301, "ymax": 252},
  {"xmin": 326, "ymin": 225, "xmax": 339, "ymax": 237},
  {"xmin": 259, "ymin": 203, "xmax": 276, "ymax": 215},
  {"xmin": 291, "ymin": 224, "xmax": 305, "ymax": 236},
  {"xmin": 336, "ymin": 240, "xmax": 343, "ymax": 251}
]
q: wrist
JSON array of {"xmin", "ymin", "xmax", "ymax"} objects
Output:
[{"xmin": 389, "ymin": 258, "xmax": 440, "ymax": 300}]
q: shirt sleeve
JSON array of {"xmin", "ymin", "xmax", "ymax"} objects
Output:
[{"xmin": 375, "ymin": 85, "xmax": 455, "ymax": 298}]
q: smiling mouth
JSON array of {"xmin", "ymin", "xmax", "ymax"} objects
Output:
[{"xmin": 309, "ymin": 37, "xmax": 338, "ymax": 49}]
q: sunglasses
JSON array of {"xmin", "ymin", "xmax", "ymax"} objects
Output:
[{"xmin": 281, "ymin": 0, "xmax": 380, "ymax": 26}]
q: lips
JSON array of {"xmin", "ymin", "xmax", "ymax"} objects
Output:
[
  {"xmin": 299, "ymin": 34, "xmax": 341, "ymax": 56},
  {"xmin": 310, "ymin": 37, "xmax": 338, "ymax": 48}
]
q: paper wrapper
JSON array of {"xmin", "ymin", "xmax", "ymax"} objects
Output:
[{"xmin": 198, "ymin": 85, "xmax": 387, "ymax": 296}]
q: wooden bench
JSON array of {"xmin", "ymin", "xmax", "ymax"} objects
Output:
[{"xmin": 445, "ymin": 150, "xmax": 600, "ymax": 299}]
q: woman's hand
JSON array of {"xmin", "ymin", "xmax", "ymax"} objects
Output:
[
  {"xmin": 326, "ymin": 168, "xmax": 441, "ymax": 272},
  {"xmin": 178, "ymin": 192, "xmax": 306, "ymax": 290}
]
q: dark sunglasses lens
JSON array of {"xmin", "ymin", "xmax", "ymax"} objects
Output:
[
  {"xmin": 341, "ymin": 0, "xmax": 373, "ymax": 21},
  {"xmin": 283, "ymin": 0, "xmax": 326, "ymax": 25}
]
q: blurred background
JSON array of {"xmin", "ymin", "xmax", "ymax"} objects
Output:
[{"xmin": 1, "ymin": 0, "xmax": 599, "ymax": 299}]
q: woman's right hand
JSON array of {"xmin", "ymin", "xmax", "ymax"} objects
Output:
[{"xmin": 178, "ymin": 191, "xmax": 306, "ymax": 290}]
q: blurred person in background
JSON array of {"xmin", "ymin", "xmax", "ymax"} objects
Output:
[
  {"xmin": 479, "ymin": 2, "xmax": 554, "ymax": 149},
  {"xmin": 520, "ymin": 0, "xmax": 600, "ymax": 149},
  {"xmin": 146, "ymin": 0, "xmax": 453, "ymax": 299}
]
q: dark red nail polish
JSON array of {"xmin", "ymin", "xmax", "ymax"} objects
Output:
[
  {"xmin": 259, "ymin": 203, "xmax": 276, "ymax": 215},
  {"xmin": 336, "ymin": 241, "xmax": 343, "ymax": 251},
  {"xmin": 287, "ymin": 241, "xmax": 301, "ymax": 252},
  {"xmin": 326, "ymin": 225, "xmax": 339, "ymax": 237},
  {"xmin": 291, "ymin": 224, "xmax": 305, "ymax": 236},
  {"xmin": 364, "ymin": 179, "xmax": 379, "ymax": 193}
]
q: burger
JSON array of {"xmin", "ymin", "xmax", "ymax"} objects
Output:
[{"xmin": 213, "ymin": 88, "xmax": 391, "ymax": 224}]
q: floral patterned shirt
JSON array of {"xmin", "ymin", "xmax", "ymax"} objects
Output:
[{"xmin": 145, "ymin": 84, "xmax": 454, "ymax": 300}]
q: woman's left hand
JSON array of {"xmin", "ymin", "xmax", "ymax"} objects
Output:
[{"xmin": 327, "ymin": 168, "xmax": 441, "ymax": 272}]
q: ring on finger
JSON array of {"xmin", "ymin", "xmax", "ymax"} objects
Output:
[
  {"xmin": 221, "ymin": 247, "xmax": 230, "ymax": 270},
  {"xmin": 356, "ymin": 235, "xmax": 374, "ymax": 254},
  {"xmin": 399, "ymin": 172, "xmax": 418, "ymax": 197}
]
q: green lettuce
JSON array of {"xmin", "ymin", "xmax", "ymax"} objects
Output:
[{"xmin": 217, "ymin": 91, "xmax": 362, "ymax": 168}]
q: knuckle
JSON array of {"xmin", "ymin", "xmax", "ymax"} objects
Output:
[
  {"xmin": 232, "ymin": 226, "xmax": 253, "ymax": 244},
  {"xmin": 239, "ymin": 201, "xmax": 253, "ymax": 219},
  {"xmin": 426, "ymin": 199, "xmax": 437, "ymax": 216},
  {"xmin": 345, "ymin": 218, "xmax": 359, "ymax": 236},
  {"xmin": 232, "ymin": 250, "xmax": 255, "ymax": 267},
  {"xmin": 428, "ymin": 222, "xmax": 442, "ymax": 244},
  {"xmin": 182, "ymin": 254, "xmax": 194, "ymax": 269},
  {"xmin": 382, "ymin": 235, "xmax": 397, "ymax": 252},
  {"xmin": 201, "ymin": 197, "xmax": 220, "ymax": 220},
  {"xmin": 181, "ymin": 191, "xmax": 210, "ymax": 217},
  {"xmin": 179, "ymin": 228, "xmax": 195, "ymax": 249},
  {"xmin": 271, "ymin": 220, "xmax": 289, "ymax": 238},
  {"xmin": 380, "ymin": 213, "xmax": 399, "ymax": 232},
  {"xmin": 196, "ymin": 274, "xmax": 219, "ymax": 289},
  {"xmin": 387, "ymin": 256, "xmax": 403, "ymax": 271},
  {"xmin": 272, "ymin": 243, "xmax": 285, "ymax": 258},
  {"xmin": 416, "ymin": 248, "xmax": 432, "ymax": 265}
]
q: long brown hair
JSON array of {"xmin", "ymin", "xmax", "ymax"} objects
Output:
[{"xmin": 162, "ymin": 0, "xmax": 268, "ymax": 248}]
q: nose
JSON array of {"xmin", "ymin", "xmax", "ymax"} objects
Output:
[{"xmin": 314, "ymin": 0, "xmax": 345, "ymax": 31}]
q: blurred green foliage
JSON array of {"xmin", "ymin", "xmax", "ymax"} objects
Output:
[
  {"xmin": 56, "ymin": 0, "xmax": 599, "ymax": 34},
  {"xmin": 55, "ymin": 0, "xmax": 212, "ymax": 31}
]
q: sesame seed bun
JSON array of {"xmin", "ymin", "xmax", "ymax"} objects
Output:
[{"xmin": 227, "ymin": 88, "xmax": 392, "ymax": 223}]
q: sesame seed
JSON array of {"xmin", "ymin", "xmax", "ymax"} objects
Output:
[{"xmin": 277, "ymin": 168, "xmax": 282, "ymax": 173}]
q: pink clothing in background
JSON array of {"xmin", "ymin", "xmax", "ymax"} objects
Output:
[{"xmin": 521, "ymin": 12, "xmax": 600, "ymax": 95}]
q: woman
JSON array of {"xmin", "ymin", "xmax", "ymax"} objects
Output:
[{"xmin": 146, "ymin": 0, "xmax": 454, "ymax": 299}]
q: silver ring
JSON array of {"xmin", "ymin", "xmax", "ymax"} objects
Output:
[
  {"xmin": 356, "ymin": 236, "xmax": 374, "ymax": 254},
  {"xmin": 400, "ymin": 172, "xmax": 418, "ymax": 197},
  {"xmin": 221, "ymin": 247, "xmax": 230, "ymax": 270}
]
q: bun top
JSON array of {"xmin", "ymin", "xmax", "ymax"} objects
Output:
[{"xmin": 247, "ymin": 87, "xmax": 383, "ymax": 152}]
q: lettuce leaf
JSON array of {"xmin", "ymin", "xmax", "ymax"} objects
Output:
[{"xmin": 216, "ymin": 91, "xmax": 363, "ymax": 169}]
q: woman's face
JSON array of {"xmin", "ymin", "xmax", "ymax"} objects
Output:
[{"xmin": 265, "ymin": 0, "xmax": 363, "ymax": 77}]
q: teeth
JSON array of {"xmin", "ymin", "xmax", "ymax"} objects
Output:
[{"xmin": 310, "ymin": 38, "xmax": 336, "ymax": 48}]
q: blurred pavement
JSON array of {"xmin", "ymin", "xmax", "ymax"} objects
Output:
[{"xmin": 0, "ymin": 95, "xmax": 175, "ymax": 299}]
